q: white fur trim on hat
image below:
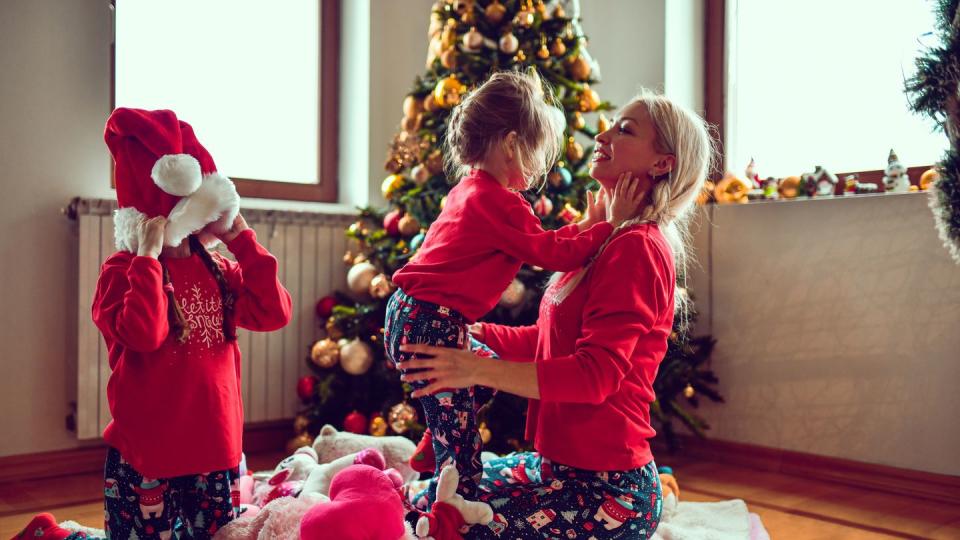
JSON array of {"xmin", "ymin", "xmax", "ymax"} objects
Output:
[
  {"xmin": 151, "ymin": 154, "xmax": 202, "ymax": 196},
  {"xmin": 113, "ymin": 206, "xmax": 147, "ymax": 252},
  {"xmin": 163, "ymin": 172, "xmax": 240, "ymax": 247}
]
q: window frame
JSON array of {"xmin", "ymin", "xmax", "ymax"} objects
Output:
[
  {"xmin": 704, "ymin": 0, "xmax": 931, "ymax": 191},
  {"xmin": 109, "ymin": 0, "xmax": 340, "ymax": 203}
]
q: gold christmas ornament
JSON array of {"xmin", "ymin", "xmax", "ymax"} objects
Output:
[
  {"xmin": 498, "ymin": 278, "xmax": 526, "ymax": 308},
  {"xmin": 597, "ymin": 113, "xmax": 610, "ymax": 133},
  {"xmin": 537, "ymin": 44, "xmax": 550, "ymax": 59},
  {"xmin": 403, "ymin": 94, "xmax": 423, "ymax": 119},
  {"xmin": 311, "ymin": 338, "xmax": 340, "ymax": 368},
  {"xmin": 514, "ymin": 6, "xmax": 535, "ymax": 27},
  {"xmin": 412, "ymin": 163, "xmax": 431, "ymax": 185},
  {"xmin": 550, "ymin": 38, "xmax": 567, "ymax": 57},
  {"xmin": 381, "ymin": 174, "xmax": 406, "ymax": 199},
  {"xmin": 342, "ymin": 250, "xmax": 354, "ymax": 264},
  {"xmin": 920, "ymin": 168, "xmax": 940, "ymax": 190},
  {"xmin": 440, "ymin": 195, "xmax": 448, "ymax": 209},
  {"xmin": 462, "ymin": 26, "xmax": 484, "ymax": 52},
  {"xmin": 354, "ymin": 253, "xmax": 368, "ymax": 265},
  {"xmin": 398, "ymin": 214, "xmax": 421, "ymax": 236},
  {"xmin": 479, "ymin": 422, "xmax": 492, "ymax": 444},
  {"xmin": 499, "ymin": 32, "xmax": 519, "ymax": 54},
  {"xmin": 286, "ymin": 433, "xmax": 314, "ymax": 454},
  {"xmin": 554, "ymin": 4, "xmax": 566, "ymax": 18},
  {"xmin": 423, "ymin": 93, "xmax": 440, "ymax": 113},
  {"xmin": 388, "ymin": 402, "xmax": 418, "ymax": 434},
  {"xmin": 369, "ymin": 273, "xmax": 394, "ymax": 299},
  {"xmin": 434, "ymin": 76, "xmax": 467, "ymax": 108},
  {"xmin": 347, "ymin": 261, "xmax": 379, "ymax": 295},
  {"xmin": 566, "ymin": 137, "xmax": 585, "ymax": 162},
  {"xmin": 440, "ymin": 18, "xmax": 458, "ymax": 50},
  {"xmin": 571, "ymin": 111, "xmax": 585, "ymax": 130},
  {"xmin": 440, "ymin": 48, "xmax": 459, "ymax": 69},
  {"xmin": 578, "ymin": 85, "xmax": 601, "ymax": 112},
  {"xmin": 484, "ymin": 0, "xmax": 506, "ymax": 25},
  {"xmin": 567, "ymin": 55, "xmax": 592, "ymax": 81},
  {"xmin": 340, "ymin": 338, "xmax": 374, "ymax": 375},
  {"xmin": 325, "ymin": 317, "xmax": 344, "ymax": 340},
  {"xmin": 293, "ymin": 414, "xmax": 310, "ymax": 434},
  {"xmin": 683, "ymin": 384, "xmax": 696, "ymax": 399},
  {"xmin": 369, "ymin": 415, "xmax": 388, "ymax": 437},
  {"xmin": 514, "ymin": 50, "xmax": 527, "ymax": 63}
]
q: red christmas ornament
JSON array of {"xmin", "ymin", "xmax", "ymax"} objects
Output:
[
  {"xmin": 384, "ymin": 209, "xmax": 402, "ymax": 237},
  {"xmin": 297, "ymin": 375, "xmax": 318, "ymax": 402},
  {"xmin": 315, "ymin": 295, "xmax": 339, "ymax": 319},
  {"xmin": 343, "ymin": 410, "xmax": 368, "ymax": 434}
]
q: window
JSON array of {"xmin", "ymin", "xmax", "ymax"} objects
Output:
[
  {"xmin": 112, "ymin": 0, "xmax": 339, "ymax": 202},
  {"xmin": 720, "ymin": 0, "xmax": 942, "ymax": 179}
]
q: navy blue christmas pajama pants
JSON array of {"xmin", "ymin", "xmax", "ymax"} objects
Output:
[
  {"xmin": 385, "ymin": 288, "xmax": 498, "ymax": 507},
  {"xmin": 468, "ymin": 453, "xmax": 662, "ymax": 539},
  {"xmin": 96, "ymin": 447, "xmax": 239, "ymax": 539}
]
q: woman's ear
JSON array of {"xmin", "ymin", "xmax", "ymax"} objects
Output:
[{"xmin": 650, "ymin": 154, "xmax": 676, "ymax": 178}]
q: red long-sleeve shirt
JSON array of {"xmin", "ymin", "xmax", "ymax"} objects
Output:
[
  {"xmin": 92, "ymin": 229, "xmax": 292, "ymax": 478},
  {"xmin": 392, "ymin": 169, "xmax": 613, "ymax": 322},
  {"xmin": 480, "ymin": 223, "xmax": 675, "ymax": 471}
]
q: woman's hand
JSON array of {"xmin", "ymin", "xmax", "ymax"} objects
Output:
[
  {"xmin": 577, "ymin": 188, "xmax": 608, "ymax": 231},
  {"xmin": 397, "ymin": 343, "xmax": 486, "ymax": 398},
  {"xmin": 607, "ymin": 172, "xmax": 646, "ymax": 227},
  {"xmin": 216, "ymin": 213, "xmax": 250, "ymax": 244},
  {"xmin": 137, "ymin": 216, "xmax": 167, "ymax": 258}
]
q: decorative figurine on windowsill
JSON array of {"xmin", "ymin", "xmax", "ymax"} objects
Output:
[
  {"xmin": 800, "ymin": 165, "xmax": 839, "ymax": 197},
  {"xmin": 843, "ymin": 174, "xmax": 879, "ymax": 195},
  {"xmin": 882, "ymin": 149, "xmax": 912, "ymax": 193},
  {"xmin": 761, "ymin": 177, "xmax": 780, "ymax": 200}
]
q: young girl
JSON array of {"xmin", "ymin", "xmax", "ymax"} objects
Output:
[
  {"xmin": 16, "ymin": 108, "xmax": 292, "ymax": 540},
  {"xmin": 385, "ymin": 70, "xmax": 643, "ymax": 508}
]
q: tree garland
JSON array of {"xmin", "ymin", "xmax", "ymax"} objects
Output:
[{"xmin": 906, "ymin": 0, "xmax": 960, "ymax": 262}]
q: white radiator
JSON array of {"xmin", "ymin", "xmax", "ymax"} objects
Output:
[{"xmin": 70, "ymin": 198, "xmax": 355, "ymax": 440}]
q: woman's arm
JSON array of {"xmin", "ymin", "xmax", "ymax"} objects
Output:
[{"xmin": 399, "ymin": 346, "xmax": 541, "ymax": 399}]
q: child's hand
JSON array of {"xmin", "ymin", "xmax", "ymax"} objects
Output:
[
  {"xmin": 216, "ymin": 214, "xmax": 250, "ymax": 244},
  {"xmin": 467, "ymin": 323, "xmax": 484, "ymax": 342},
  {"xmin": 578, "ymin": 189, "xmax": 607, "ymax": 231},
  {"xmin": 607, "ymin": 172, "xmax": 645, "ymax": 227},
  {"xmin": 137, "ymin": 216, "xmax": 167, "ymax": 258}
]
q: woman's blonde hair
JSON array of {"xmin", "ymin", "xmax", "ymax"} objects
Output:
[
  {"xmin": 550, "ymin": 89, "xmax": 715, "ymax": 324},
  {"xmin": 444, "ymin": 69, "xmax": 566, "ymax": 189}
]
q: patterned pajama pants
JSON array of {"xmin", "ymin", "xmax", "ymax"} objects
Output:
[
  {"xmin": 96, "ymin": 447, "xmax": 239, "ymax": 539},
  {"xmin": 468, "ymin": 453, "xmax": 662, "ymax": 539},
  {"xmin": 385, "ymin": 289, "xmax": 498, "ymax": 507}
]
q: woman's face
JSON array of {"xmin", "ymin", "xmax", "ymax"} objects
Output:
[{"xmin": 590, "ymin": 101, "xmax": 673, "ymax": 190}]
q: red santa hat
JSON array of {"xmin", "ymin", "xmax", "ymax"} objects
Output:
[{"xmin": 104, "ymin": 108, "xmax": 240, "ymax": 252}]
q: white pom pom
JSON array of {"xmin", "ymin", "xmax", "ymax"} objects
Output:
[{"xmin": 151, "ymin": 154, "xmax": 202, "ymax": 196}]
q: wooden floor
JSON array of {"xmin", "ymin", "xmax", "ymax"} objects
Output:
[{"xmin": 1, "ymin": 451, "xmax": 957, "ymax": 539}]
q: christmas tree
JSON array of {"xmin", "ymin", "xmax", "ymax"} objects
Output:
[
  {"xmin": 906, "ymin": 0, "xmax": 960, "ymax": 263},
  {"xmin": 294, "ymin": 0, "xmax": 722, "ymax": 454}
]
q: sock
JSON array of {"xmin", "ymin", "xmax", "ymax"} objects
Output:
[
  {"xmin": 11, "ymin": 513, "xmax": 73, "ymax": 540},
  {"xmin": 410, "ymin": 427, "xmax": 436, "ymax": 474}
]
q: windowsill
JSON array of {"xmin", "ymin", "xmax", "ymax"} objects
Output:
[
  {"xmin": 240, "ymin": 196, "xmax": 358, "ymax": 216},
  {"xmin": 707, "ymin": 189, "xmax": 930, "ymax": 208}
]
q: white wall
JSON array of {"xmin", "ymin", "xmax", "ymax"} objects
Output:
[{"xmin": 688, "ymin": 194, "xmax": 960, "ymax": 476}]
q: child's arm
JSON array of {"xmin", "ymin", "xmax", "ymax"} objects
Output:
[
  {"xmin": 92, "ymin": 256, "xmax": 169, "ymax": 353},
  {"xmin": 218, "ymin": 216, "xmax": 293, "ymax": 332},
  {"xmin": 475, "ymin": 322, "xmax": 538, "ymax": 360}
]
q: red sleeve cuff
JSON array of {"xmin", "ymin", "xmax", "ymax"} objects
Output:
[{"xmin": 225, "ymin": 228, "xmax": 260, "ymax": 260}]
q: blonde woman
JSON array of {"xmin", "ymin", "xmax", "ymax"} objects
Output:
[{"xmin": 399, "ymin": 90, "xmax": 713, "ymax": 539}]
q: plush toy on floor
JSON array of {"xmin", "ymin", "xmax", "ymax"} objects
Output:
[
  {"xmin": 414, "ymin": 466, "xmax": 494, "ymax": 540},
  {"xmin": 312, "ymin": 424, "xmax": 419, "ymax": 484}
]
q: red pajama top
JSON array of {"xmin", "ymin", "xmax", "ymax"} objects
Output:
[
  {"xmin": 479, "ymin": 223, "xmax": 675, "ymax": 471},
  {"xmin": 392, "ymin": 169, "xmax": 613, "ymax": 322},
  {"xmin": 92, "ymin": 229, "xmax": 292, "ymax": 478}
]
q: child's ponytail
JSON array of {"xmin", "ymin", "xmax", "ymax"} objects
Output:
[{"xmin": 162, "ymin": 265, "xmax": 191, "ymax": 344}]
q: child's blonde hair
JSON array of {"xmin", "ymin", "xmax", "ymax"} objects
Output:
[
  {"xmin": 551, "ymin": 89, "xmax": 715, "ymax": 323},
  {"xmin": 444, "ymin": 70, "xmax": 566, "ymax": 189}
]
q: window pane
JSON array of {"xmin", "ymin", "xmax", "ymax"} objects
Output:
[
  {"xmin": 728, "ymin": 0, "xmax": 945, "ymax": 177},
  {"xmin": 116, "ymin": 0, "xmax": 319, "ymax": 183}
]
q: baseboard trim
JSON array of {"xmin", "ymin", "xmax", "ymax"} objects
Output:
[
  {"xmin": 658, "ymin": 436, "xmax": 960, "ymax": 505},
  {"xmin": 0, "ymin": 420, "xmax": 293, "ymax": 484}
]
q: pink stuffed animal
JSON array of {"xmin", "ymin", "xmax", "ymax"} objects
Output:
[{"xmin": 300, "ymin": 464, "xmax": 415, "ymax": 540}]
